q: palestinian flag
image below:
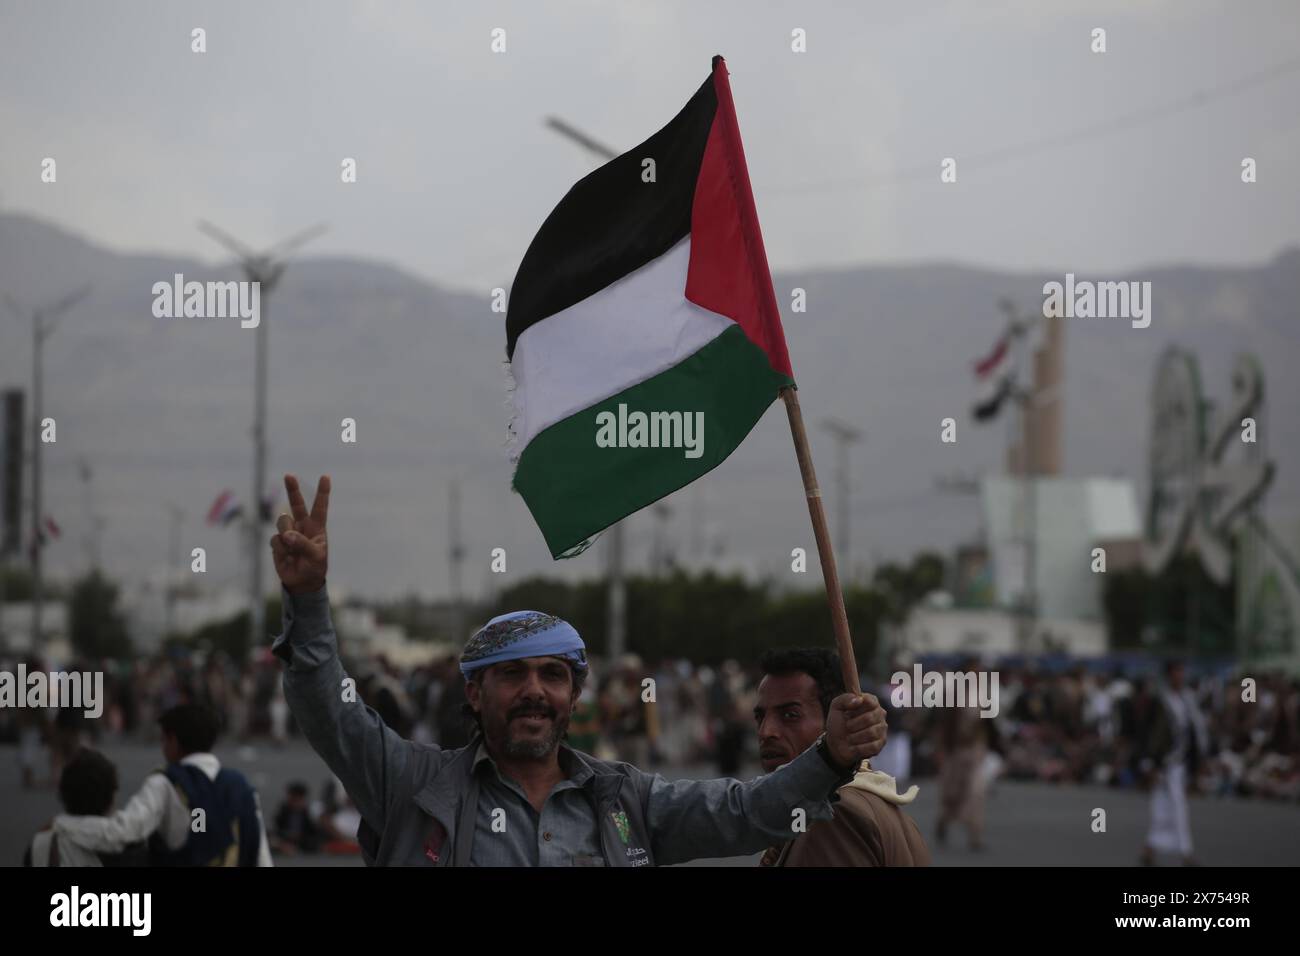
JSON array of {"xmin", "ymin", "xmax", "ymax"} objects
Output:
[{"xmin": 506, "ymin": 56, "xmax": 794, "ymax": 558}]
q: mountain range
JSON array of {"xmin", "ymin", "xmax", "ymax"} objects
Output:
[{"xmin": 1, "ymin": 211, "xmax": 1296, "ymax": 602}]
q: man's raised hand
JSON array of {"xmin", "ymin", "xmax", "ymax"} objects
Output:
[{"xmin": 271, "ymin": 473, "xmax": 330, "ymax": 595}]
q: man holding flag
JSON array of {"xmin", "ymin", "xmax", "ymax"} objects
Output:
[
  {"xmin": 273, "ymin": 56, "xmax": 887, "ymax": 865},
  {"xmin": 510, "ymin": 55, "xmax": 871, "ymax": 722},
  {"xmin": 270, "ymin": 473, "xmax": 886, "ymax": 866}
]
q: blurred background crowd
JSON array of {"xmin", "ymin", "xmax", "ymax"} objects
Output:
[{"xmin": 6, "ymin": 645, "xmax": 1297, "ymax": 815}]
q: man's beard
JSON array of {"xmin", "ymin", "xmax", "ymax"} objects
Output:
[{"xmin": 496, "ymin": 702, "xmax": 571, "ymax": 759}]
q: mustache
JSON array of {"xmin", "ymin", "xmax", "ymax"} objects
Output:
[{"xmin": 508, "ymin": 702, "xmax": 558, "ymax": 720}]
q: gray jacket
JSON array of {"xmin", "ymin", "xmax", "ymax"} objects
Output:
[{"xmin": 272, "ymin": 586, "xmax": 851, "ymax": 866}]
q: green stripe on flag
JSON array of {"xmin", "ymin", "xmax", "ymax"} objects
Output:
[{"xmin": 513, "ymin": 324, "xmax": 793, "ymax": 558}]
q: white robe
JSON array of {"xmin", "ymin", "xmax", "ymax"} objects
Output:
[
  {"xmin": 1146, "ymin": 761, "xmax": 1192, "ymax": 855},
  {"xmin": 1146, "ymin": 688, "xmax": 1206, "ymax": 856}
]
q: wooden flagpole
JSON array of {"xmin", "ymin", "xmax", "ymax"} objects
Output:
[
  {"xmin": 780, "ymin": 385, "xmax": 862, "ymax": 696},
  {"xmin": 703, "ymin": 55, "xmax": 861, "ymax": 696}
]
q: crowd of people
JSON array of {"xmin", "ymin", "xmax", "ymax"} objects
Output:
[
  {"xmin": 5, "ymin": 642, "xmax": 1294, "ymax": 868},
  {"xmin": 6, "ymin": 645, "xmax": 1298, "ymax": 864},
  {"xmin": 2, "ymin": 650, "xmax": 293, "ymax": 790},
  {"xmin": 889, "ymin": 661, "xmax": 1300, "ymax": 803},
  {"xmin": 6, "ymin": 648, "xmax": 1298, "ymax": 805},
  {"xmin": 5, "ymin": 650, "xmax": 1294, "ymax": 806}
]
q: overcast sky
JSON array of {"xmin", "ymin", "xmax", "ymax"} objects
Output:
[{"xmin": 2, "ymin": 0, "xmax": 1298, "ymax": 292}]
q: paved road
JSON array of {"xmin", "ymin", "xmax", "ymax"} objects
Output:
[{"xmin": 4, "ymin": 739, "xmax": 1297, "ymax": 866}]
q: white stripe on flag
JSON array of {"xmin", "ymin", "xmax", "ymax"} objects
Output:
[{"xmin": 509, "ymin": 236, "xmax": 733, "ymax": 457}]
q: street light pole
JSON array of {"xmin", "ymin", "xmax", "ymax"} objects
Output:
[
  {"xmin": 821, "ymin": 418, "xmax": 862, "ymax": 582},
  {"xmin": 4, "ymin": 286, "xmax": 90, "ymax": 652},
  {"xmin": 999, "ymin": 299, "xmax": 1037, "ymax": 653},
  {"xmin": 164, "ymin": 504, "xmax": 183, "ymax": 641},
  {"xmin": 252, "ymin": 281, "xmax": 270, "ymax": 647},
  {"xmin": 198, "ymin": 222, "xmax": 326, "ymax": 652},
  {"xmin": 449, "ymin": 479, "xmax": 466, "ymax": 641},
  {"xmin": 543, "ymin": 115, "xmax": 628, "ymax": 658},
  {"xmin": 32, "ymin": 308, "xmax": 42, "ymax": 648}
]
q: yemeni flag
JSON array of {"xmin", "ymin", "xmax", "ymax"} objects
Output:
[
  {"xmin": 506, "ymin": 56, "xmax": 794, "ymax": 558},
  {"xmin": 972, "ymin": 377, "xmax": 1013, "ymax": 422},
  {"xmin": 971, "ymin": 323, "xmax": 1017, "ymax": 423},
  {"xmin": 972, "ymin": 334, "xmax": 1009, "ymax": 380},
  {"xmin": 206, "ymin": 490, "xmax": 242, "ymax": 527}
]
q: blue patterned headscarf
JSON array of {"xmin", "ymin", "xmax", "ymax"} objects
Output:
[{"xmin": 459, "ymin": 610, "xmax": 588, "ymax": 679}]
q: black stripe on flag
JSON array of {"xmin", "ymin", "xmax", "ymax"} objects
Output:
[
  {"xmin": 505, "ymin": 75, "xmax": 718, "ymax": 359},
  {"xmin": 972, "ymin": 376, "xmax": 1014, "ymax": 422}
]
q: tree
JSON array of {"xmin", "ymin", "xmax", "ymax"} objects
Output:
[
  {"xmin": 1102, "ymin": 568, "xmax": 1149, "ymax": 649},
  {"xmin": 484, "ymin": 568, "xmax": 918, "ymax": 667},
  {"xmin": 68, "ymin": 570, "xmax": 132, "ymax": 660},
  {"xmin": 1102, "ymin": 554, "xmax": 1235, "ymax": 654},
  {"xmin": 189, "ymin": 611, "xmax": 252, "ymax": 662},
  {"xmin": 872, "ymin": 551, "xmax": 947, "ymax": 624},
  {"xmin": 185, "ymin": 595, "xmax": 284, "ymax": 663},
  {"xmin": 1, "ymin": 565, "xmax": 34, "ymax": 602}
]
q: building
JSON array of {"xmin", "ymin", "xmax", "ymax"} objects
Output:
[{"xmin": 890, "ymin": 475, "xmax": 1141, "ymax": 660}]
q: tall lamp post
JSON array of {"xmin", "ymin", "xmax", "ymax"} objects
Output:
[
  {"xmin": 198, "ymin": 221, "xmax": 327, "ymax": 650},
  {"xmin": 821, "ymin": 418, "xmax": 862, "ymax": 582},
  {"xmin": 543, "ymin": 116, "xmax": 626, "ymax": 658},
  {"xmin": 4, "ymin": 285, "xmax": 91, "ymax": 652}
]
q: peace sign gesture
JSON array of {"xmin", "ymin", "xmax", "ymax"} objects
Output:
[{"xmin": 271, "ymin": 473, "xmax": 330, "ymax": 595}]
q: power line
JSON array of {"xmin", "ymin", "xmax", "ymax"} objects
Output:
[
  {"xmin": 769, "ymin": 54, "xmax": 1300, "ymax": 197},
  {"xmin": 460, "ymin": 55, "xmax": 1300, "ymax": 286}
]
